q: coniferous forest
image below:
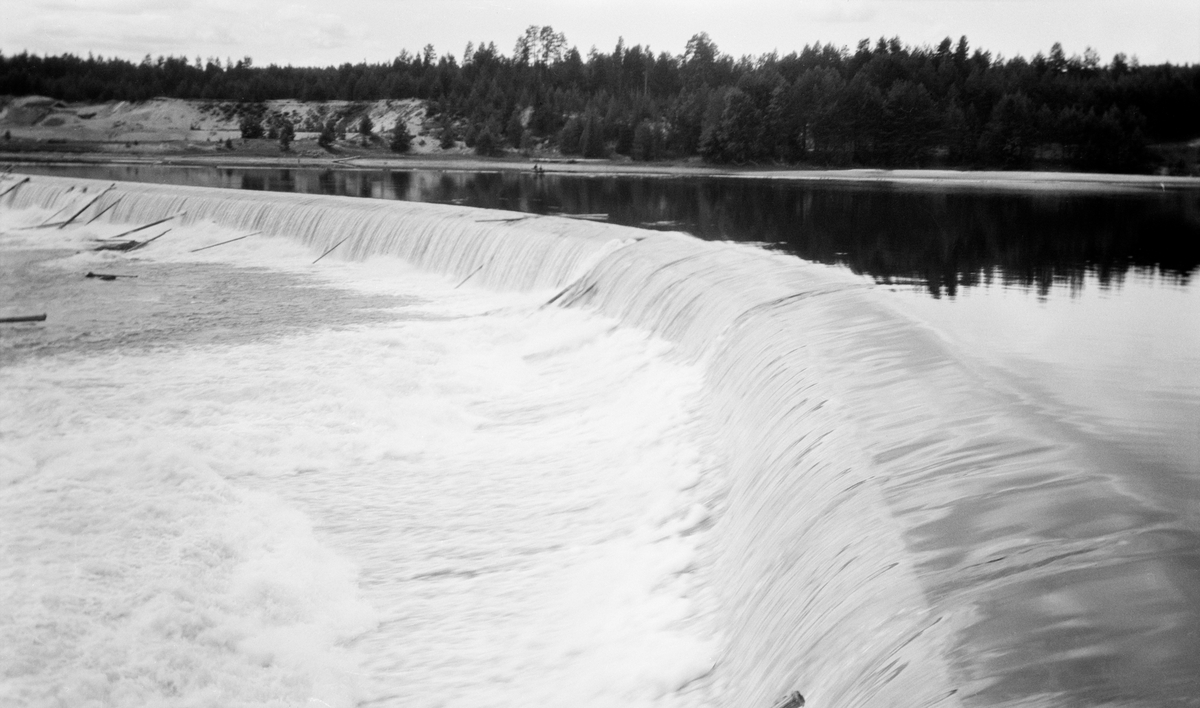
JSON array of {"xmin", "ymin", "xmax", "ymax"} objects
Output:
[{"xmin": 2, "ymin": 28, "xmax": 1198, "ymax": 172}]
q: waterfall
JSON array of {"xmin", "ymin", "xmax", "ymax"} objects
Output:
[
  {"xmin": 4, "ymin": 175, "xmax": 637, "ymax": 292},
  {"xmin": 4, "ymin": 174, "xmax": 976, "ymax": 707}
]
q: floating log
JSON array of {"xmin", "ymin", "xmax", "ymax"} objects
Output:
[
  {"xmin": 17, "ymin": 221, "xmax": 70, "ymax": 230},
  {"xmin": 454, "ymin": 262, "xmax": 488, "ymax": 289},
  {"xmin": 126, "ymin": 228, "xmax": 171, "ymax": 251},
  {"xmin": 86, "ymin": 271, "xmax": 137, "ymax": 280},
  {"xmin": 93, "ymin": 240, "xmax": 139, "ymax": 252},
  {"xmin": 562, "ymin": 213, "xmax": 608, "ymax": 222},
  {"xmin": 58, "ymin": 185, "xmax": 115, "ymax": 229},
  {"xmin": 0, "ymin": 177, "xmax": 30, "ymax": 199},
  {"xmin": 476, "ymin": 216, "xmax": 534, "ymax": 223},
  {"xmin": 189, "ymin": 231, "xmax": 261, "ymax": 253},
  {"xmin": 0, "ymin": 314, "xmax": 47, "ymax": 324},
  {"xmin": 85, "ymin": 196, "xmax": 124, "ymax": 224},
  {"xmin": 771, "ymin": 692, "xmax": 805, "ymax": 708},
  {"xmin": 37, "ymin": 204, "xmax": 72, "ymax": 227},
  {"xmin": 105, "ymin": 213, "xmax": 184, "ymax": 241},
  {"xmin": 312, "ymin": 235, "xmax": 351, "ymax": 264}
]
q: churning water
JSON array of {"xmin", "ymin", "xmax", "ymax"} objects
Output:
[{"xmin": 1, "ymin": 174, "xmax": 1198, "ymax": 708}]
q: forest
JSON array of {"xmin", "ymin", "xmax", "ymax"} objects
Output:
[{"xmin": 2, "ymin": 27, "xmax": 1198, "ymax": 172}]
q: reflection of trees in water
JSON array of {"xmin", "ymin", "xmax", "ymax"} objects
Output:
[
  {"xmin": 746, "ymin": 187, "xmax": 1198, "ymax": 298},
  {"xmin": 33, "ymin": 165, "xmax": 1196, "ymax": 299},
  {"xmin": 276, "ymin": 169, "xmax": 295, "ymax": 193},
  {"xmin": 395, "ymin": 173, "xmax": 1199, "ymax": 298},
  {"xmin": 535, "ymin": 178, "xmax": 1197, "ymax": 298},
  {"xmin": 316, "ymin": 168, "xmax": 338, "ymax": 195},
  {"xmin": 239, "ymin": 173, "xmax": 265, "ymax": 191}
]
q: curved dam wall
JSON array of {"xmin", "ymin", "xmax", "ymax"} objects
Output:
[{"xmin": 4, "ymin": 175, "xmax": 976, "ymax": 707}]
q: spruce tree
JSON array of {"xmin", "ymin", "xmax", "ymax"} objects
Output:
[
  {"xmin": 278, "ymin": 119, "xmax": 295, "ymax": 151},
  {"xmin": 359, "ymin": 114, "xmax": 374, "ymax": 145},
  {"xmin": 318, "ymin": 120, "xmax": 336, "ymax": 149},
  {"xmin": 238, "ymin": 114, "xmax": 264, "ymax": 139},
  {"xmin": 390, "ymin": 121, "xmax": 413, "ymax": 153}
]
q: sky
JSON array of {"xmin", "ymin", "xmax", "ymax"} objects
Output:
[{"xmin": 3, "ymin": 0, "xmax": 1197, "ymax": 68}]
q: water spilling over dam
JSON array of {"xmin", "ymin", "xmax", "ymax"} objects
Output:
[{"xmin": 2, "ymin": 174, "xmax": 1197, "ymax": 707}]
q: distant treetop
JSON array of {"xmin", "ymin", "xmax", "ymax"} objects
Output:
[{"xmin": 1, "ymin": 29, "xmax": 1195, "ymax": 172}]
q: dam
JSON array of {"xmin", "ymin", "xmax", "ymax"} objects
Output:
[{"xmin": 1, "ymin": 173, "xmax": 1198, "ymax": 707}]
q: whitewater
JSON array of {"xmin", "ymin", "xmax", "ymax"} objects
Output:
[{"xmin": 2, "ymin": 174, "xmax": 1195, "ymax": 708}]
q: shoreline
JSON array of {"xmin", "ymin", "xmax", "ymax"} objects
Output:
[{"xmin": 4, "ymin": 150, "xmax": 1200, "ymax": 192}]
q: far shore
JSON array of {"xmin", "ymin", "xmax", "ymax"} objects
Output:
[{"xmin": 4, "ymin": 149, "xmax": 1199, "ymax": 193}]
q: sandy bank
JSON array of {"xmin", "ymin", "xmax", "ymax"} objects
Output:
[{"xmin": 4, "ymin": 95, "xmax": 1199, "ymax": 192}]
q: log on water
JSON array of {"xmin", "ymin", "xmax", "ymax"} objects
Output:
[
  {"xmin": 0, "ymin": 314, "xmax": 47, "ymax": 324},
  {"xmin": 37, "ymin": 204, "xmax": 72, "ymax": 227},
  {"xmin": 85, "ymin": 196, "xmax": 124, "ymax": 225},
  {"xmin": 86, "ymin": 271, "xmax": 137, "ymax": 280},
  {"xmin": 125, "ymin": 229, "xmax": 171, "ymax": 251},
  {"xmin": 189, "ymin": 231, "xmax": 261, "ymax": 253},
  {"xmin": 476, "ymin": 216, "xmax": 534, "ymax": 223},
  {"xmin": 454, "ymin": 263, "xmax": 488, "ymax": 289},
  {"xmin": 58, "ymin": 185, "xmax": 115, "ymax": 229},
  {"xmin": 104, "ymin": 213, "xmax": 184, "ymax": 241},
  {"xmin": 93, "ymin": 240, "xmax": 139, "ymax": 252},
  {"xmin": 0, "ymin": 177, "xmax": 30, "ymax": 199},
  {"xmin": 17, "ymin": 221, "xmax": 71, "ymax": 230},
  {"xmin": 312, "ymin": 235, "xmax": 351, "ymax": 264}
]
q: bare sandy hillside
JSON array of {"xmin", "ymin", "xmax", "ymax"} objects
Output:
[{"xmin": 0, "ymin": 96, "xmax": 465, "ymax": 154}]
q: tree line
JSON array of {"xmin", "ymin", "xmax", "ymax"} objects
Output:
[{"xmin": 1, "ymin": 29, "xmax": 1197, "ymax": 172}]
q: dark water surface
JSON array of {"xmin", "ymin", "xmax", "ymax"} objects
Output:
[{"xmin": 14, "ymin": 163, "xmax": 1200, "ymax": 298}]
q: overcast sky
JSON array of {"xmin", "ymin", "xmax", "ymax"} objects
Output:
[{"xmin": 3, "ymin": 0, "xmax": 1197, "ymax": 67}]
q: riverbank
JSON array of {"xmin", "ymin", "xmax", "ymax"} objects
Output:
[{"xmin": 6, "ymin": 150, "xmax": 1200, "ymax": 193}]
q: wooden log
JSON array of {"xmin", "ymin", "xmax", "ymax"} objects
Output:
[
  {"xmin": 312, "ymin": 235, "xmax": 351, "ymax": 264},
  {"xmin": 93, "ymin": 240, "xmax": 139, "ymax": 252},
  {"xmin": 0, "ymin": 314, "xmax": 47, "ymax": 324},
  {"xmin": 16, "ymin": 221, "xmax": 70, "ymax": 230},
  {"xmin": 454, "ymin": 263, "xmax": 488, "ymax": 289},
  {"xmin": 105, "ymin": 213, "xmax": 183, "ymax": 241},
  {"xmin": 85, "ymin": 196, "xmax": 124, "ymax": 224},
  {"xmin": 0, "ymin": 177, "xmax": 30, "ymax": 199},
  {"xmin": 189, "ymin": 231, "xmax": 261, "ymax": 253},
  {"xmin": 86, "ymin": 271, "xmax": 137, "ymax": 280},
  {"xmin": 58, "ymin": 185, "xmax": 114, "ymax": 229},
  {"xmin": 37, "ymin": 204, "xmax": 72, "ymax": 227},
  {"xmin": 476, "ymin": 216, "xmax": 534, "ymax": 223},
  {"xmin": 126, "ymin": 228, "xmax": 171, "ymax": 251},
  {"xmin": 771, "ymin": 692, "xmax": 806, "ymax": 708}
]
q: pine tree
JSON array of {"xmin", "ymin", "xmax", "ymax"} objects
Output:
[
  {"xmin": 559, "ymin": 117, "xmax": 583, "ymax": 154},
  {"xmin": 390, "ymin": 121, "xmax": 413, "ymax": 153},
  {"xmin": 278, "ymin": 119, "xmax": 295, "ymax": 151},
  {"xmin": 359, "ymin": 114, "xmax": 374, "ymax": 145},
  {"xmin": 474, "ymin": 126, "xmax": 500, "ymax": 156},
  {"xmin": 318, "ymin": 120, "xmax": 336, "ymax": 149},
  {"xmin": 439, "ymin": 118, "xmax": 457, "ymax": 149},
  {"xmin": 238, "ymin": 114, "xmax": 264, "ymax": 139}
]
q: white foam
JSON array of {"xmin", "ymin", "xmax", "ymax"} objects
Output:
[{"xmin": 1, "ymin": 196, "xmax": 719, "ymax": 706}]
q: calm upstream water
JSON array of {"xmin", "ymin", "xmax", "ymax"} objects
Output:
[{"xmin": 2, "ymin": 168, "xmax": 1198, "ymax": 707}]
